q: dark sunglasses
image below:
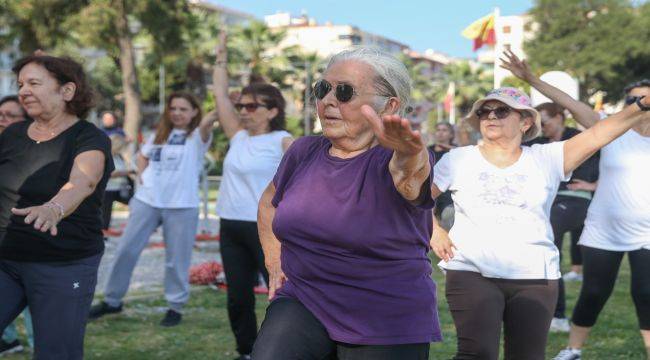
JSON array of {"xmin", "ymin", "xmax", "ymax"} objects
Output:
[
  {"xmin": 625, "ymin": 95, "xmax": 642, "ymax": 106},
  {"xmin": 234, "ymin": 102, "xmax": 268, "ymax": 113},
  {"xmin": 313, "ymin": 79, "xmax": 357, "ymax": 103},
  {"xmin": 475, "ymin": 106, "xmax": 515, "ymax": 120}
]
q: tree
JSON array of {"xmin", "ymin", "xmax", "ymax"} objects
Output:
[
  {"xmin": 73, "ymin": 0, "xmax": 192, "ymax": 140},
  {"xmin": 0, "ymin": 0, "xmax": 85, "ymax": 52},
  {"xmin": 525, "ymin": 0, "xmax": 650, "ymax": 102},
  {"xmin": 442, "ymin": 61, "xmax": 493, "ymax": 116}
]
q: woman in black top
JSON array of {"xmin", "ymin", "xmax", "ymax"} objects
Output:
[{"xmin": 0, "ymin": 54, "xmax": 113, "ymax": 359}]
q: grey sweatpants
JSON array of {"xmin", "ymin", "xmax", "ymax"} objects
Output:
[{"xmin": 103, "ymin": 198, "xmax": 199, "ymax": 312}]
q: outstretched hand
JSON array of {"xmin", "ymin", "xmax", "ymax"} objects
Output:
[
  {"xmin": 360, "ymin": 105, "xmax": 425, "ymax": 156},
  {"xmin": 11, "ymin": 205, "xmax": 59, "ymax": 236},
  {"xmin": 499, "ymin": 49, "xmax": 534, "ymax": 82}
]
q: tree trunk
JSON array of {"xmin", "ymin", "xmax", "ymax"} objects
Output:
[{"xmin": 114, "ymin": 0, "xmax": 142, "ymax": 142}]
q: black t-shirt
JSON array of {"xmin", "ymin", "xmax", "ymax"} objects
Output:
[
  {"xmin": 0, "ymin": 119, "xmax": 114, "ymax": 261},
  {"xmin": 524, "ymin": 127, "xmax": 599, "ymax": 192},
  {"xmin": 428, "ymin": 145, "xmax": 453, "ymax": 213}
]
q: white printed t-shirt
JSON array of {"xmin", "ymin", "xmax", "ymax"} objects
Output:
[
  {"xmin": 136, "ymin": 128, "xmax": 211, "ymax": 208},
  {"xmin": 433, "ymin": 142, "xmax": 569, "ymax": 279},
  {"xmin": 579, "ymin": 130, "xmax": 650, "ymax": 251},
  {"xmin": 216, "ymin": 129, "xmax": 290, "ymax": 222}
]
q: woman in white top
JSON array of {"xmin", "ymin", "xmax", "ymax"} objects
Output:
[
  {"xmin": 550, "ymin": 80, "xmax": 650, "ymax": 360},
  {"xmin": 89, "ymin": 92, "xmax": 217, "ymax": 327},
  {"xmin": 212, "ymin": 33, "xmax": 293, "ymax": 360},
  {"xmin": 429, "ymin": 84, "xmax": 650, "ymax": 359}
]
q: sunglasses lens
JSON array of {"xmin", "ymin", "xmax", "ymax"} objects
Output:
[
  {"xmin": 494, "ymin": 107, "xmax": 512, "ymax": 119},
  {"xmin": 335, "ymin": 84, "xmax": 354, "ymax": 102},
  {"xmin": 314, "ymin": 80, "xmax": 331, "ymax": 100}
]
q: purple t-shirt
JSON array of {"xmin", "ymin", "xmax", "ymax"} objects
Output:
[{"xmin": 271, "ymin": 136, "xmax": 442, "ymax": 345}]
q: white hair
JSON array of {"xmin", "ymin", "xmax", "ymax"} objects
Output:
[{"xmin": 326, "ymin": 47, "xmax": 412, "ymax": 116}]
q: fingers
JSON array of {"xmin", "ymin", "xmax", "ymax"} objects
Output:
[
  {"xmin": 11, "ymin": 207, "xmax": 30, "ymax": 216},
  {"xmin": 267, "ymin": 270, "xmax": 287, "ymax": 300},
  {"xmin": 50, "ymin": 224, "xmax": 58, "ymax": 236}
]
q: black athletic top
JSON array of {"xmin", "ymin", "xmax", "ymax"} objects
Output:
[{"xmin": 0, "ymin": 119, "xmax": 113, "ymax": 261}]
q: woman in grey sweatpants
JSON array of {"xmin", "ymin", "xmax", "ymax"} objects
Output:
[{"xmin": 89, "ymin": 92, "xmax": 217, "ymax": 327}]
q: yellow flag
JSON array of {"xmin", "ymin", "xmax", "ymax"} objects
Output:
[{"xmin": 461, "ymin": 14, "xmax": 494, "ymax": 40}]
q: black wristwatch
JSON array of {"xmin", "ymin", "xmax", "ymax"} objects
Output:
[{"xmin": 636, "ymin": 96, "xmax": 650, "ymax": 111}]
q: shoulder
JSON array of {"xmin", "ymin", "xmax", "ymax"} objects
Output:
[{"xmin": 75, "ymin": 121, "xmax": 111, "ymax": 151}]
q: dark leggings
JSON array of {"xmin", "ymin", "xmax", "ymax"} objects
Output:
[
  {"xmin": 251, "ymin": 297, "xmax": 430, "ymax": 360},
  {"xmin": 446, "ymin": 270, "xmax": 558, "ymax": 360},
  {"xmin": 569, "ymin": 227, "xmax": 583, "ymax": 266},
  {"xmin": 220, "ymin": 219, "xmax": 269, "ymax": 356},
  {"xmin": 550, "ymin": 196, "xmax": 590, "ymax": 318},
  {"xmin": 572, "ymin": 246, "xmax": 650, "ymax": 329}
]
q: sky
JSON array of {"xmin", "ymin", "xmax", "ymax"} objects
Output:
[{"xmin": 209, "ymin": 0, "xmax": 534, "ymax": 59}]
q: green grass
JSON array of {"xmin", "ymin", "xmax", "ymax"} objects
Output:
[{"xmin": 5, "ymin": 238, "xmax": 646, "ymax": 359}]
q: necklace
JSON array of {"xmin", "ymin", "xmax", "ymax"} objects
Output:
[{"xmin": 33, "ymin": 120, "xmax": 67, "ymax": 144}]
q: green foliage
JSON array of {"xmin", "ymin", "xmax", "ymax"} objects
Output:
[
  {"xmin": 501, "ymin": 76, "xmax": 531, "ymax": 93},
  {"xmin": 525, "ymin": 0, "xmax": 650, "ymax": 101},
  {"xmin": 443, "ymin": 61, "xmax": 493, "ymax": 116}
]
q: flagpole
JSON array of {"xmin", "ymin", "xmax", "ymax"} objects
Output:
[{"xmin": 493, "ymin": 7, "xmax": 500, "ymax": 88}]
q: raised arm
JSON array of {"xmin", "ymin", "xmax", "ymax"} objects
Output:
[
  {"xmin": 500, "ymin": 50, "xmax": 600, "ymax": 128},
  {"xmin": 11, "ymin": 150, "xmax": 106, "ymax": 236},
  {"xmin": 258, "ymin": 182, "xmax": 286, "ymax": 300},
  {"xmin": 212, "ymin": 32, "xmax": 242, "ymax": 139},
  {"xmin": 198, "ymin": 110, "xmax": 219, "ymax": 143},
  {"xmin": 564, "ymin": 97, "xmax": 650, "ymax": 175},
  {"xmin": 361, "ymin": 105, "xmax": 431, "ymax": 203}
]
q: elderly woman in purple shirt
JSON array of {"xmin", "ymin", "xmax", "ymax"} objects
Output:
[{"xmin": 251, "ymin": 47, "xmax": 441, "ymax": 360}]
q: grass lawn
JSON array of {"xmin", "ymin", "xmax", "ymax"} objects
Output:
[{"xmin": 5, "ymin": 239, "xmax": 646, "ymax": 359}]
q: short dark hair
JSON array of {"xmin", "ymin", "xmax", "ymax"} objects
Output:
[
  {"xmin": 435, "ymin": 122, "xmax": 455, "ymax": 138},
  {"xmin": 12, "ymin": 55, "xmax": 94, "ymax": 119},
  {"xmin": 240, "ymin": 83, "xmax": 286, "ymax": 131},
  {"xmin": 623, "ymin": 79, "xmax": 650, "ymax": 95},
  {"xmin": 535, "ymin": 102, "xmax": 565, "ymax": 121},
  {"xmin": 0, "ymin": 95, "xmax": 30, "ymax": 120}
]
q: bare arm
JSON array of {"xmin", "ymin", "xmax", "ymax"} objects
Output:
[
  {"xmin": 198, "ymin": 110, "xmax": 219, "ymax": 143},
  {"xmin": 212, "ymin": 32, "xmax": 242, "ymax": 139},
  {"xmin": 564, "ymin": 98, "xmax": 650, "ymax": 174},
  {"xmin": 258, "ymin": 182, "xmax": 286, "ymax": 299},
  {"xmin": 430, "ymin": 209, "xmax": 456, "ymax": 262},
  {"xmin": 281, "ymin": 136, "xmax": 294, "ymax": 153},
  {"xmin": 500, "ymin": 50, "xmax": 600, "ymax": 128},
  {"xmin": 11, "ymin": 150, "xmax": 106, "ymax": 236},
  {"xmin": 136, "ymin": 153, "xmax": 149, "ymax": 184}
]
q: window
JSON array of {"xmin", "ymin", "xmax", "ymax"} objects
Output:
[{"xmin": 503, "ymin": 26, "xmax": 511, "ymax": 34}]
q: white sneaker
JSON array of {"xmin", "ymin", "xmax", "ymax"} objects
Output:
[
  {"xmin": 553, "ymin": 348, "xmax": 581, "ymax": 360},
  {"xmin": 562, "ymin": 271, "xmax": 583, "ymax": 282},
  {"xmin": 549, "ymin": 317, "xmax": 571, "ymax": 332}
]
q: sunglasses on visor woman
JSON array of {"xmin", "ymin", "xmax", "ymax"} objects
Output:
[{"xmin": 475, "ymin": 105, "xmax": 519, "ymax": 120}]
